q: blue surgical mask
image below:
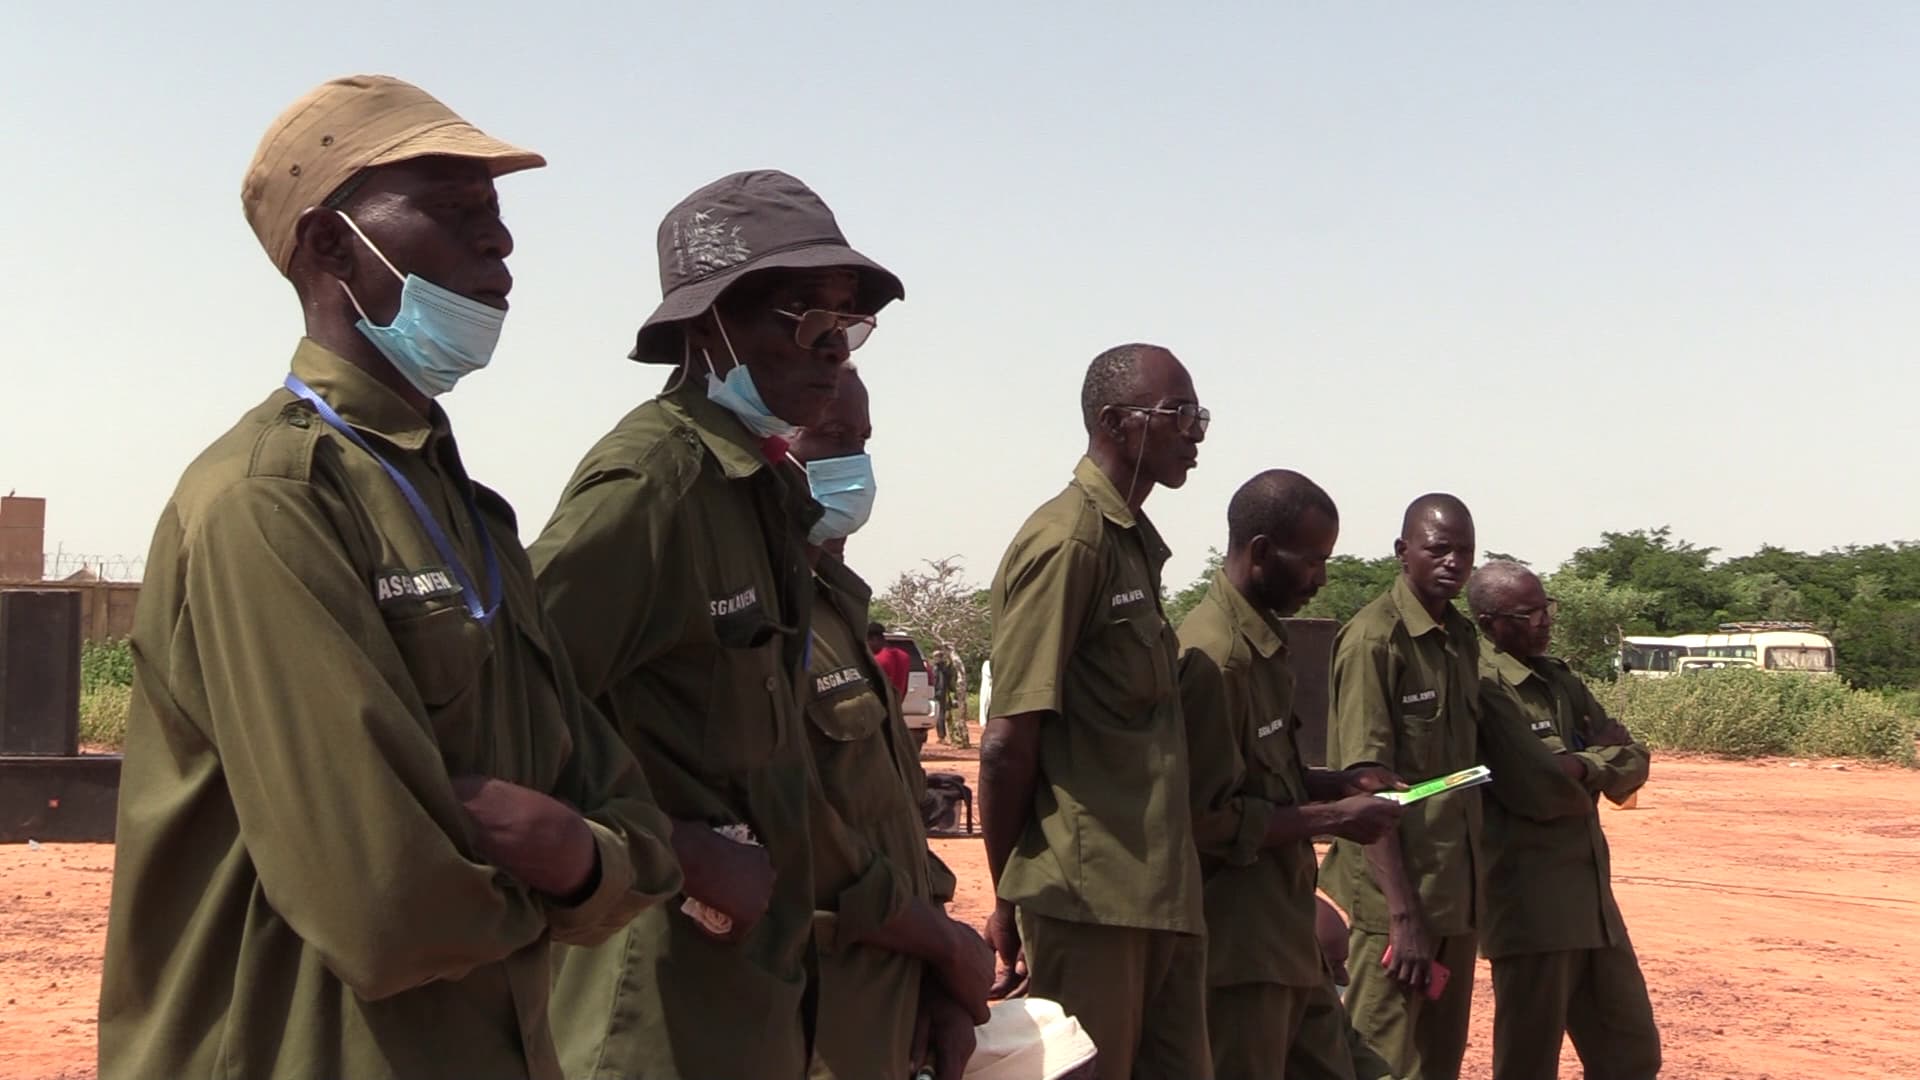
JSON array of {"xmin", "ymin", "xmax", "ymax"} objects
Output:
[
  {"xmin": 701, "ymin": 313, "xmax": 799, "ymax": 440},
  {"xmin": 804, "ymin": 453, "xmax": 877, "ymax": 545},
  {"xmin": 335, "ymin": 212, "xmax": 504, "ymax": 398}
]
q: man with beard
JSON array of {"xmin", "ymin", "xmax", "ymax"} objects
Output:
[{"xmin": 1175, "ymin": 469, "xmax": 1407, "ymax": 1078}]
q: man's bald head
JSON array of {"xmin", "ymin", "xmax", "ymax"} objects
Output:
[
  {"xmin": 1401, "ymin": 492, "xmax": 1473, "ymax": 540},
  {"xmin": 1081, "ymin": 343, "xmax": 1174, "ymax": 433},
  {"xmin": 1228, "ymin": 470, "xmax": 1338, "ymax": 550}
]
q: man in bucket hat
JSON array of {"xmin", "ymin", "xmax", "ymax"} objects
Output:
[
  {"xmin": 533, "ymin": 170, "xmax": 902, "ymax": 1078},
  {"xmin": 97, "ymin": 75, "xmax": 683, "ymax": 1080}
]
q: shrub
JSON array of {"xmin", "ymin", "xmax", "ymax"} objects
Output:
[
  {"xmin": 80, "ymin": 684, "xmax": 132, "ymax": 749},
  {"xmin": 81, "ymin": 638, "xmax": 135, "ymax": 693},
  {"xmin": 1592, "ymin": 669, "xmax": 1917, "ymax": 766}
]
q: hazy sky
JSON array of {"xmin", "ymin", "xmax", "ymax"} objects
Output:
[{"xmin": 4, "ymin": 3, "xmax": 1915, "ymax": 593}]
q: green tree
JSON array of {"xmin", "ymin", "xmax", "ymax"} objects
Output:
[
  {"xmin": 1297, "ymin": 555, "xmax": 1401, "ymax": 625},
  {"xmin": 1540, "ymin": 571, "xmax": 1658, "ymax": 679},
  {"xmin": 1164, "ymin": 548, "xmax": 1224, "ymax": 627}
]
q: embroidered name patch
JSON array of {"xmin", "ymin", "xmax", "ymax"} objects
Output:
[
  {"xmin": 1111, "ymin": 588, "xmax": 1148, "ymax": 608},
  {"xmin": 1531, "ymin": 719, "xmax": 1556, "ymax": 734},
  {"xmin": 1401, "ymin": 689, "xmax": 1438, "ymax": 705},
  {"xmin": 814, "ymin": 666, "xmax": 867, "ymax": 696},
  {"xmin": 373, "ymin": 567, "xmax": 461, "ymax": 605},
  {"xmin": 1257, "ymin": 716, "xmax": 1287, "ymax": 738},
  {"xmin": 710, "ymin": 587, "xmax": 759, "ymax": 618}
]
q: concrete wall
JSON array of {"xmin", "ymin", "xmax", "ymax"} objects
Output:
[{"xmin": 0, "ymin": 581, "xmax": 140, "ymax": 642}]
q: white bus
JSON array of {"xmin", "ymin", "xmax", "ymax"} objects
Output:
[
  {"xmin": 1619, "ymin": 624, "xmax": 1835, "ymax": 677},
  {"xmin": 1697, "ymin": 623, "xmax": 1836, "ymax": 674},
  {"xmin": 1619, "ymin": 635, "xmax": 1707, "ymax": 677}
]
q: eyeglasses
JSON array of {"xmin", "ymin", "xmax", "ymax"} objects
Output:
[
  {"xmin": 1493, "ymin": 598, "xmax": 1559, "ymax": 624},
  {"xmin": 772, "ymin": 308, "xmax": 876, "ymax": 351},
  {"xmin": 1113, "ymin": 403, "xmax": 1211, "ymax": 437}
]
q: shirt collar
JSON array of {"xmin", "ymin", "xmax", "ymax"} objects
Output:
[
  {"xmin": 1487, "ymin": 644, "xmax": 1539, "ymax": 686},
  {"xmin": 663, "ymin": 382, "xmax": 772, "ymax": 480},
  {"xmin": 288, "ymin": 338, "xmax": 442, "ymax": 451},
  {"xmin": 1391, "ymin": 573, "xmax": 1450, "ymax": 639},
  {"xmin": 1070, "ymin": 456, "xmax": 1172, "ymax": 567},
  {"xmin": 1210, "ymin": 570, "xmax": 1288, "ymax": 659}
]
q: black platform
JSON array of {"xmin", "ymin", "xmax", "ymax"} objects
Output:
[{"xmin": 0, "ymin": 753, "xmax": 121, "ymax": 842}]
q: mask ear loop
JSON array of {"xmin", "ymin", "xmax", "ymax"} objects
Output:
[
  {"xmin": 332, "ymin": 210, "xmax": 406, "ymax": 322},
  {"xmin": 661, "ymin": 333, "xmax": 693, "ymax": 395}
]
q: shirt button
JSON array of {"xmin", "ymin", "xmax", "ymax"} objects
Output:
[
  {"xmin": 288, "ymin": 413, "xmax": 310, "ymax": 429},
  {"xmin": 764, "ymin": 676, "xmax": 778, "ymax": 692}
]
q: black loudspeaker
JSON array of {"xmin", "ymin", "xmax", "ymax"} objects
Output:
[
  {"xmin": 1281, "ymin": 617, "xmax": 1339, "ymax": 768},
  {"xmin": 0, "ymin": 590, "xmax": 82, "ymax": 756}
]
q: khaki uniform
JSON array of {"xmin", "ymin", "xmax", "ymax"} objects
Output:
[
  {"xmin": 988, "ymin": 456, "xmax": 1209, "ymax": 1079},
  {"xmin": 1479, "ymin": 649, "xmax": 1659, "ymax": 1080},
  {"xmin": 804, "ymin": 553, "xmax": 946, "ymax": 1080},
  {"xmin": 98, "ymin": 341, "xmax": 682, "ymax": 1080},
  {"xmin": 1176, "ymin": 572, "xmax": 1356, "ymax": 1079},
  {"xmin": 532, "ymin": 385, "xmax": 819, "ymax": 1079},
  {"xmin": 1320, "ymin": 576, "xmax": 1483, "ymax": 1080}
]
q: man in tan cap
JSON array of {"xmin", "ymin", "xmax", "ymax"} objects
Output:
[
  {"xmin": 97, "ymin": 75, "xmax": 682, "ymax": 1080},
  {"xmin": 532, "ymin": 170, "xmax": 906, "ymax": 1078}
]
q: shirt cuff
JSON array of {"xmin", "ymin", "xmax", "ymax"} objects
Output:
[
  {"xmin": 541, "ymin": 818, "xmax": 647, "ymax": 942},
  {"xmin": 814, "ymin": 852, "xmax": 913, "ymax": 954}
]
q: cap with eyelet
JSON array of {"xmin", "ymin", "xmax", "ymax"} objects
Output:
[
  {"xmin": 629, "ymin": 170, "xmax": 904, "ymax": 364},
  {"xmin": 242, "ymin": 74, "xmax": 544, "ymax": 275}
]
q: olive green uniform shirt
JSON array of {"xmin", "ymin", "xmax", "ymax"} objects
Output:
[
  {"xmin": 804, "ymin": 553, "xmax": 944, "ymax": 1079},
  {"xmin": 1320, "ymin": 577, "xmax": 1483, "ymax": 936},
  {"xmin": 986, "ymin": 456, "xmax": 1203, "ymax": 934},
  {"xmin": 532, "ymin": 385, "xmax": 819, "ymax": 1079},
  {"xmin": 1176, "ymin": 571, "xmax": 1324, "ymax": 988},
  {"xmin": 1478, "ymin": 648, "xmax": 1650, "ymax": 960},
  {"xmin": 98, "ymin": 341, "xmax": 682, "ymax": 1080}
]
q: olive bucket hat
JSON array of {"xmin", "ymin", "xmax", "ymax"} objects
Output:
[{"xmin": 629, "ymin": 170, "xmax": 904, "ymax": 363}]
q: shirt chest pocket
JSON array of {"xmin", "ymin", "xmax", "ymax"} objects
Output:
[
  {"xmin": 1395, "ymin": 681, "xmax": 1447, "ymax": 775},
  {"xmin": 383, "ymin": 603, "xmax": 495, "ymax": 746},
  {"xmin": 703, "ymin": 615, "xmax": 790, "ymax": 775},
  {"xmin": 806, "ymin": 676, "xmax": 895, "ymax": 826},
  {"xmin": 1092, "ymin": 612, "xmax": 1174, "ymax": 725}
]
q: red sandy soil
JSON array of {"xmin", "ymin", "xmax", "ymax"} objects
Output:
[{"xmin": 5, "ymin": 749, "xmax": 1916, "ymax": 1080}]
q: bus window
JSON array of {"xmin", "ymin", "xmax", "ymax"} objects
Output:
[{"xmin": 1765, "ymin": 646, "xmax": 1834, "ymax": 671}]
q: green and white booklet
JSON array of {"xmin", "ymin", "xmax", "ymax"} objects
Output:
[{"xmin": 1373, "ymin": 765, "xmax": 1492, "ymax": 805}]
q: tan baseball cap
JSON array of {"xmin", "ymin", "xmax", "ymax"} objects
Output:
[{"xmin": 241, "ymin": 74, "xmax": 545, "ymax": 274}]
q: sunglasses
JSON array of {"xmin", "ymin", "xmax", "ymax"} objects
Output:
[
  {"xmin": 772, "ymin": 308, "xmax": 877, "ymax": 351},
  {"xmin": 1493, "ymin": 598, "xmax": 1560, "ymax": 624},
  {"xmin": 1113, "ymin": 403, "xmax": 1211, "ymax": 437}
]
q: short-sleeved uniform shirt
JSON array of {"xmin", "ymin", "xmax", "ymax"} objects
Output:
[
  {"xmin": 99, "ymin": 341, "xmax": 682, "ymax": 1080},
  {"xmin": 804, "ymin": 552, "xmax": 942, "ymax": 1079},
  {"xmin": 987, "ymin": 456, "xmax": 1203, "ymax": 934},
  {"xmin": 1320, "ymin": 576, "xmax": 1483, "ymax": 936},
  {"xmin": 531, "ymin": 384, "xmax": 820, "ymax": 1079},
  {"xmin": 1478, "ymin": 648, "xmax": 1651, "ymax": 960},
  {"xmin": 1177, "ymin": 571, "xmax": 1323, "ymax": 988}
]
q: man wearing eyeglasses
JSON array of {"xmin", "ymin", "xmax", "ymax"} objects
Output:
[
  {"xmin": 980, "ymin": 343, "xmax": 1213, "ymax": 1079},
  {"xmin": 531, "ymin": 170, "xmax": 902, "ymax": 1079},
  {"xmin": 1468, "ymin": 561, "xmax": 1659, "ymax": 1080},
  {"xmin": 1319, "ymin": 493, "xmax": 1482, "ymax": 1079}
]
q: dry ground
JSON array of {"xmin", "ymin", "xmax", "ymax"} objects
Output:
[{"xmin": 4, "ymin": 751, "xmax": 1916, "ymax": 1079}]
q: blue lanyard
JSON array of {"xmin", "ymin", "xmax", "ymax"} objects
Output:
[{"xmin": 284, "ymin": 375, "xmax": 501, "ymax": 625}]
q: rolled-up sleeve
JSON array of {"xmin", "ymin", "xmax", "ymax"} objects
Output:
[{"xmin": 190, "ymin": 481, "xmax": 546, "ymax": 1000}]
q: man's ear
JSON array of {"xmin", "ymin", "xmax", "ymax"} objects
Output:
[
  {"xmin": 290, "ymin": 206, "xmax": 355, "ymax": 283},
  {"xmin": 1392, "ymin": 537, "xmax": 1409, "ymax": 562}
]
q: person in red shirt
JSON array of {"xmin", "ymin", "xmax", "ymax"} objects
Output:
[{"xmin": 868, "ymin": 621, "xmax": 912, "ymax": 699}]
